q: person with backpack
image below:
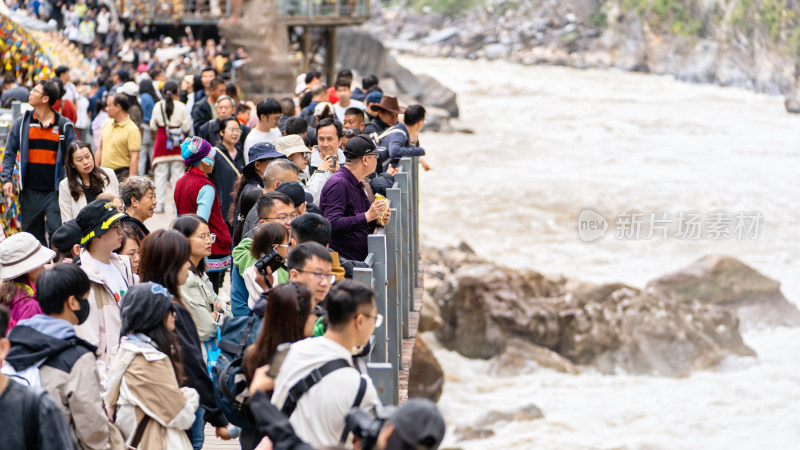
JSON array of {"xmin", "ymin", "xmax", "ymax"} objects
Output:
[
  {"xmin": 0, "ymin": 305, "xmax": 76, "ymax": 450},
  {"xmin": 374, "ymin": 104, "xmax": 427, "ymax": 173},
  {"xmin": 3, "ymin": 264, "xmax": 123, "ymax": 449},
  {"xmin": 139, "ymin": 230, "xmax": 231, "ymax": 449},
  {"xmin": 271, "ymin": 280, "xmax": 383, "ymax": 448},
  {"xmin": 150, "ymin": 80, "xmax": 191, "ymax": 214},
  {"xmin": 2, "ymin": 79, "xmax": 78, "ymax": 246},
  {"xmin": 0, "ymin": 232, "xmax": 56, "ymax": 332},
  {"xmin": 226, "ymin": 282, "xmax": 316, "ymax": 450},
  {"xmin": 106, "ymin": 282, "xmax": 198, "ymax": 449}
]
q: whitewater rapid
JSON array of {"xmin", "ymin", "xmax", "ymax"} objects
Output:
[{"xmin": 401, "ymin": 55, "xmax": 800, "ymax": 449}]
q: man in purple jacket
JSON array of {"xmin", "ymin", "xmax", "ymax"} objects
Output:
[{"xmin": 319, "ymin": 136, "xmax": 392, "ymax": 261}]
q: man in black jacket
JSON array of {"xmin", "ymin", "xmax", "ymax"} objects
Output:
[{"xmin": 192, "ymin": 78, "xmax": 226, "ymax": 131}]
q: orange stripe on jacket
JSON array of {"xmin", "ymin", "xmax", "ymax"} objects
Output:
[
  {"xmin": 28, "ymin": 149, "xmax": 58, "ymax": 165},
  {"xmin": 28, "ymin": 125, "xmax": 60, "ymax": 143}
]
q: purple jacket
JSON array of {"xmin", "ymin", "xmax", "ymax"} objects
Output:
[{"xmin": 320, "ymin": 166, "xmax": 376, "ymax": 261}]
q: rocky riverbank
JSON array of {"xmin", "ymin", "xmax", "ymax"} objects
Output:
[
  {"xmin": 364, "ymin": 1, "xmax": 800, "ymax": 103},
  {"xmin": 415, "ymin": 243, "xmax": 800, "ymax": 382}
]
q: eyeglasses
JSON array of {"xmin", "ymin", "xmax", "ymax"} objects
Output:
[
  {"xmin": 274, "ymin": 243, "xmax": 290, "ymax": 249},
  {"xmin": 296, "ymin": 269, "xmax": 336, "ymax": 284},
  {"xmin": 361, "ymin": 312, "xmax": 383, "ymax": 328},
  {"xmin": 363, "ymin": 152, "xmax": 379, "ymax": 159},
  {"xmin": 225, "ymin": 128, "xmax": 242, "ymax": 134},
  {"xmin": 266, "ymin": 213, "xmax": 299, "ymax": 223},
  {"xmin": 109, "ymin": 224, "xmax": 124, "ymax": 234},
  {"xmin": 191, "ymin": 233, "xmax": 216, "ymax": 243},
  {"xmin": 30, "ymin": 89, "xmax": 44, "ymax": 96}
]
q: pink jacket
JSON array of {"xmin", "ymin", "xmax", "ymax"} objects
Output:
[{"xmin": 6, "ymin": 281, "xmax": 41, "ymax": 332}]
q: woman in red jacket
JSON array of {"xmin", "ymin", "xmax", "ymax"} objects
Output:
[{"xmin": 174, "ymin": 137, "xmax": 232, "ymax": 293}]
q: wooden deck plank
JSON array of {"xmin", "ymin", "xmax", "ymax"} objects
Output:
[{"xmin": 398, "ymin": 271, "xmax": 423, "ymax": 404}]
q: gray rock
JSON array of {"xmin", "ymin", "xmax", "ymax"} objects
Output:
[
  {"xmin": 408, "ymin": 338, "xmax": 445, "ymax": 402},
  {"xmin": 784, "ymin": 86, "xmax": 800, "ymax": 113},
  {"xmin": 416, "ymin": 75, "xmax": 459, "ymax": 118},
  {"xmin": 423, "ymin": 26, "xmax": 459, "ymax": 45},
  {"xmin": 427, "ymin": 246, "xmax": 757, "ymax": 377},
  {"xmin": 646, "ymin": 255, "xmax": 800, "ymax": 331},
  {"xmin": 484, "ymin": 43, "xmax": 510, "ymax": 60}
]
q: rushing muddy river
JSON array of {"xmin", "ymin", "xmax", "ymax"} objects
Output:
[{"xmin": 401, "ymin": 55, "xmax": 800, "ymax": 449}]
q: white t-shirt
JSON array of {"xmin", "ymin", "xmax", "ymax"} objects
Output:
[
  {"xmin": 96, "ymin": 11, "xmax": 110, "ymax": 34},
  {"xmin": 95, "ymin": 260, "xmax": 128, "ymax": 303},
  {"xmin": 333, "ymin": 100, "xmax": 365, "ymax": 123},
  {"xmin": 272, "ymin": 336, "xmax": 381, "ymax": 448},
  {"xmin": 243, "ymin": 128, "xmax": 283, "ymax": 164}
]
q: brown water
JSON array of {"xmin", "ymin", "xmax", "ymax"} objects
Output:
[{"xmin": 400, "ymin": 55, "xmax": 800, "ymax": 449}]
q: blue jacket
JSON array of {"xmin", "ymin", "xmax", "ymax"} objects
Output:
[
  {"xmin": 380, "ymin": 122, "xmax": 426, "ymax": 160},
  {"xmin": 1, "ymin": 110, "xmax": 77, "ymax": 192},
  {"xmin": 140, "ymin": 92, "xmax": 155, "ymax": 123}
]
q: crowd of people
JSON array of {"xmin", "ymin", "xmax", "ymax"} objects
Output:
[{"xmin": 0, "ymin": 18, "xmax": 443, "ymax": 446}]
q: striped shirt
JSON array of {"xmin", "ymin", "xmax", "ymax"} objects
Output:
[{"xmin": 25, "ymin": 111, "xmax": 61, "ymax": 191}]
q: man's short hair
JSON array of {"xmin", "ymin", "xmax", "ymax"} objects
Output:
[
  {"xmin": 326, "ymin": 280, "xmax": 376, "ymax": 328},
  {"xmin": 257, "ymin": 191, "xmax": 293, "ymax": 220},
  {"xmin": 291, "ymin": 213, "xmax": 331, "ymax": 246},
  {"xmin": 285, "ymin": 116, "xmax": 308, "ymax": 136},
  {"xmin": 236, "ymin": 103, "xmax": 251, "ymax": 114},
  {"xmin": 404, "ymin": 104, "xmax": 426, "ymax": 126},
  {"xmin": 37, "ymin": 264, "xmax": 91, "ymax": 315},
  {"xmin": 40, "ymin": 80, "xmax": 61, "ymax": 107},
  {"xmin": 201, "ymin": 66, "xmax": 216, "ymax": 75},
  {"xmin": 334, "ymin": 77, "xmax": 351, "ymax": 89},
  {"xmin": 215, "ymin": 95, "xmax": 235, "ymax": 107},
  {"xmin": 316, "ymin": 118, "xmax": 343, "ymax": 138},
  {"xmin": 148, "ymin": 67, "xmax": 163, "ymax": 80},
  {"xmin": 54, "ymin": 65, "xmax": 69, "ymax": 78},
  {"xmin": 362, "ymin": 75, "xmax": 378, "ymax": 91},
  {"xmin": 336, "ymin": 69, "xmax": 353, "ymax": 81},
  {"xmin": 263, "ymin": 158, "xmax": 299, "ymax": 188},
  {"xmin": 310, "ymin": 84, "xmax": 327, "ymax": 98},
  {"xmin": 3, "ymin": 73, "xmax": 15, "ymax": 86},
  {"xmin": 256, "ymin": 97, "xmax": 282, "ymax": 120},
  {"xmin": 344, "ymin": 107, "xmax": 364, "ymax": 121},
  {"xmin": 279, "ymin": 97, "xmax": 294, "ymax": 116},
  {"xmin": 305, "ymin": 70, "xmax": 322, "ymax": 84},
  {"xmin": 210, "ymin": 78, "xmax": 225, "ymax": 90},
  {"xmin": 286, "ymin": 241, "xmax": 332, "ymax": 271},
  {"xmin": 112, "ymin": 93, "xmax": 130, "ymax": 112}
]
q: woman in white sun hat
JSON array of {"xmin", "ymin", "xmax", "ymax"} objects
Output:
[{"xmin": 0, "ymin": 232, "xmax": 56, "ymax": 332}]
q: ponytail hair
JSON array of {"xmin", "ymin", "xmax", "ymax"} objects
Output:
[{"xmin": 162, "ymin": 80, "xmax": 179, "ymax": 120}]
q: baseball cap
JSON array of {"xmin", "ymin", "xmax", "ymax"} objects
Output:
[
  {"xmin": 51, "ymin": 220, "xmax": 82, "ymax": 254},
  {"xmin": 275, "ymin": 181, "xmax": 306, "ymax": 208},
  {"xmin": 389, "ymin": 398, "xmax": 445, "ymax": 449},
  {"xmin": 343, "ymin": 135, "xmax": 378, "ymax": 160},
  {"xmin": 76, "ymin": 199, "xmax": 127, "ymax": 246}
]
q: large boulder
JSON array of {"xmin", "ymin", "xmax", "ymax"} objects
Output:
[
  {"xmin": 646, "ymin": 255, "xmax": 800, "ymax": 330},
  {"xmin": 428, "ymin": 246, "xmax": 759, "ymax": 377},
  {"xmin": 407, "ymin": 337, "xmax": 444, "ymax": 402}
]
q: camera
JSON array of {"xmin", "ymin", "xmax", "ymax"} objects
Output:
[
  {"xmin": 344, "ymin": 410, "xmax": 385, "ymax": 450},
  {"xmin": 254, "ymin": 249, "xmax": 285, "ymax": 276}
]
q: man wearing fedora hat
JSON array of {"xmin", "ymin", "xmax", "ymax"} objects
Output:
[
  {"xmin": 362, "ymin": 95, "xmax": 404, "ymax": 137},
  {"xmin": 74, "ymin": 199, "xmax": 135, "ymax": 374}
]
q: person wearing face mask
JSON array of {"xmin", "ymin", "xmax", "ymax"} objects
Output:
[{"xmin": 2, "ymin": 264, "xmax": 124, "ymax": 449}]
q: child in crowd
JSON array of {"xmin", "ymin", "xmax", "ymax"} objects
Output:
[{"xmin": 239, "ymin": 222, "xmax": 290, "ymax": 308}]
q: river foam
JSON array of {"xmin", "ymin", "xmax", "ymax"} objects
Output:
[{"xmin": 400, "ymin": 55, "xmax": 800, "ymax": 448}]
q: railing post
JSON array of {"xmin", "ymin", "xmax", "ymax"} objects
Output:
[
  {"xmin": 352, "ymin": 267, "xmax": 373, "ymax": 362},
  {"xmin": 395, "ymin": 170, "xmax": 411, "ymax": 337},
  {"xmin": 383, "ymin": 200, "xmax": 400, "ymax": 397},
  {"xmin": 410, "ymin": 157, "xmax": 420, "ymax": 287},
  {"xmin": 366, "ymin": 362, "xmax": 395, "ymax": 406},
  {"xmin": 367, "ymin": 234, "xmax": 387, "ymax": 364}
]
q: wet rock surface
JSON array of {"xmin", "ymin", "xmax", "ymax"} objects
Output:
[{"xmin": 422, "ymin": 244, "xmax": 777, "ymax": 377}]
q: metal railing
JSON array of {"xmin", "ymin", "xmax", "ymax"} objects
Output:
[{"xmin": 352, "ymin": 157, "xmax": 420, "ymax": 406}]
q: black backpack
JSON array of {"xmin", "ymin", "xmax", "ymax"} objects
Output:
[{"xmin": 212, "ymin": 314, "xmax": 263, "ymax": 427}]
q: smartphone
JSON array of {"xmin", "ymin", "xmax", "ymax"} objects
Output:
[{"xmin": 268, "ymin": 343, "xmax": 291, "ymax": 378}]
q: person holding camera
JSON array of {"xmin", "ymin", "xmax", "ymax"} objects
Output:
[
  {"xmin": 270, "ymin": 280, "xmax": 382, "ymax": 448},
  {"xmin": 248, "ymin": 364, "xmax": 446, "ymax": 450},
  {"xmin": 242, "ymin": 222, "xmax": 291, "ymax": 308}
]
